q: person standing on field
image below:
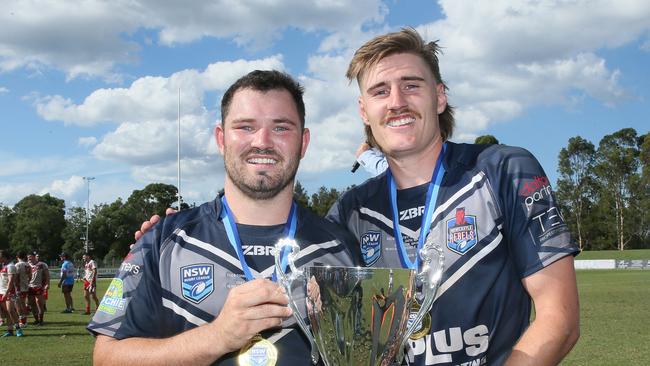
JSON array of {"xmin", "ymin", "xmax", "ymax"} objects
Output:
[
  {"xmin": 27, "ymin": 252, "xmax": 49, "ymax": 325},
  {"xmin": 58, "ymin": 252, "xmax": 75, "ymax": 313},
  {"xmin": 14, "ymin": 251, "xmax": 31, "ymax": 326},
  {"xmin": 82, "ymin": 253, "xmax": 100, "ymax": 314}
]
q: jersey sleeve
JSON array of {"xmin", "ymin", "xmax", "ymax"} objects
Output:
[
  {"xmin": 496, "ymin": 147, "xmax": 579, "ymax": 278},
  {"xmin": 87, "ymin": 225, "xmax": 165, "ymax": 339}
]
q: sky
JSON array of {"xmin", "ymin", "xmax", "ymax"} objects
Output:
[{"xmin": 1, "ymin": 0, "xmax": 649, "ymax": 210}]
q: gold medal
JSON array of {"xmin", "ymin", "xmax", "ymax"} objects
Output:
[
  {"xmin": 408, "ymin": 302, "xmax": 432, "ymax": 340},
  {"xmin": 238, "ymin": 334, "xmax": 278, "ymax": 366}
]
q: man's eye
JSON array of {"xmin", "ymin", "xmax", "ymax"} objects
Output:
[
  {"xmin": 274, "ymin": 126, "xmax": 289, "ymax": 132},
  {"xmin": 404, "ymin": 84, "xmax": 419, "ymax": 90},
  {"xmin": 373, "ymin": 89, "xmax": 388, "ymax": 97}
]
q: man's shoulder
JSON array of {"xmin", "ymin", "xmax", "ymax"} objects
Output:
[
  {"xmin": 448, "ymin": 142, "xmax": 538, "ymax": 173},
  {"xmin": 156, "ymin": 199, "xmax": 219, "ymax": 239},
  {"xmin": 337, "ymin": 173, "xmax": 387, "ymax": 208},
  {"xmin": 298, "ymin": 205, "xmax": 354, "ymax": 239}
]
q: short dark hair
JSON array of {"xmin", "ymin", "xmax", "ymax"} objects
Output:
[
  {"xmin": 16, "ymin": 250, "xmax": 26, "ymax": 260},
  {"xmin": 220, "ymin": 70, "xmax": 306, "ymax": 128}
]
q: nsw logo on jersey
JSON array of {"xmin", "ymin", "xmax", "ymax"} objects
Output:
[
  {"xmin": 446, "ymin": 208, "xmax": 478, "ymax": 255},
  {"xmin": 360, "ymin": 231, "xmax": 381, "ymax": 266},
  {"xmin": 180, "ymin": 264, "xmax": 214, "ymax": 304}
]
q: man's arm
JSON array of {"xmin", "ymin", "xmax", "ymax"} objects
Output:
[
  {"xmin": 505, "ymin": 256, "xmax": 580, "ymax": 366},
  {"xmin": 7, "ymin": 271, "xmax": 17, "ymax": 295},
  {"xmin": 93, "ymin": 279, "xmax": 292, "ymax": 366},
  {"xmin": 42, "ymin": 265, "xmax": 50, "ymax": 289},
  {"xmin": 57, "ymin": 265, "xmax": 66, "ymax": 288}
]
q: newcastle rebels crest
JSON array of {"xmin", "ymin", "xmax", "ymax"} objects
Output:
[{"xmin": 446, "ymin": 208, "xmax": 478, "ymax": 255}]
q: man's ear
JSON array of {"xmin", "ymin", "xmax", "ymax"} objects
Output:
[
  {"xmin": 300, "ymin": 127, "xmax": 310, "ymax": 159},
  {"xmin": 215, "ymin": 123, "xmax": 225, "ymax": 155},
  {"xmin": 358, "ymin": 96, "xmax": 370, "ymax": 126},
  {"xmin": 436, "ymin": 83, "xmax": 447, "ymax": 115}
]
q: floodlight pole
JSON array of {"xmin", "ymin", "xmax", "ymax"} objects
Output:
[
  {"xmin": 177, "ymin": 88, "xmax": 183, "ymax": 210},
  {"xmin": 83, "ymin": 176, "xmax": 95, "ymax": 253}
]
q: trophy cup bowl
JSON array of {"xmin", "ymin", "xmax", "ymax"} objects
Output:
[{"xmin": 275, "ymin": 238, "xmax": 444, "ymax": 366}]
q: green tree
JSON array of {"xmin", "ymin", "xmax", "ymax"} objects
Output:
[
  {"xmin": 10, "ymin": 194, "xmax": 66, "ymax": 258},
  {"xmin": 556, "ymin": 136, "xmax": 596, "ymax": 250},
  {"xmin": 90, "ymin": 199, "xmax": 133, "ymax": 260},
  {"xmin": 293, "ymin": 181, "xmax": 310, "ymax": 210},
  {"xmin": 593, "ymin": 128, "xmax": 639, "ymax": 251},
  {"xmin": 310, "ymin": 187, "xmax": 341, "ymax": 217},
  {"xmin": 61, "ymin": 206, "xmax": 88, "ymax": 258},
  {"xmin": 629, "ymin": 132, "xmax": 650, "ymax": 248},
  {"xmin": 125, "ymin": 183, "xmax": 180, "ymax": 223},
  {"xmin": 474, "ymin": 135, "xmax": 500, "ymax": 145},
  {"xmin": 0, "ymin": 204, "xmax": 15, "ymax": 250}
]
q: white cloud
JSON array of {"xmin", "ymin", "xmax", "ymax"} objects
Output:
[
  {"xmin": 0, "ymin": 0, "xmax": 386, "ymax": 79},
  {"xmin": 0, "ymin": 87, "xmax": 8, "ymax": 94},
  {"xmin": 78, "ymin": 136, "xmax": 98, "ymax": 147},
  {"xmin": 39, "ymin": 175, "xmax": 85, "ymax": 199},
  {"xmin": 411, "ymin": 0, "xmax": 650, "ymax": 137}
]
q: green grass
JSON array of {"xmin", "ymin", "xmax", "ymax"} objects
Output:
[
  {"xmin": 577, "ymin": 249, "xmax": 650, "ymax": 260},
  {"xmin": 2, "ymin": 272, "xmax": 649, "ymax": 365},
  {"xmin": 1, "ymin": 279, "xmax": 109, "ymax": 365},
  {"xmin": 562, "ymin": 270, "xmax": 650, "ymax": 365}
]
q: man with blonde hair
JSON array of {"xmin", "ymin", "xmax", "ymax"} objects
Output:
[{"xmin": 327, "ymin": 27, "xmax": 580, "ymax": 365}]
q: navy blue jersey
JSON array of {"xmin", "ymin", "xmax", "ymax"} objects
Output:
[
  {"xmin": 327, "ymin": 142, "xmax": 579, "ymax": 366},
  {"xmin": 88, "ymin": 197, "xmax": 357, "ymax": 365}
]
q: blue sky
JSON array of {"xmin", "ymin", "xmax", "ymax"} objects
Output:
[{"xmin": 1, "ymin": 0, "xmax": 649, "ymax": 209}]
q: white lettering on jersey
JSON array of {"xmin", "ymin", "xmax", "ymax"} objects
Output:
[
  {"xmin": 120, "ymin": 262, "xmax": 141, "ymax": 275},
  {"xmin": 407, "ymin": 325, "xmax": 490, "ymax": 365},
  {"xmin": 242, "ymin": 245, "xmax": 275, "ymax": 256},
  {"xmin": 399, "ymin": 206, "xmax": 425, "ymax": 221}
]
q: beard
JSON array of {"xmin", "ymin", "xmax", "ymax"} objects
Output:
[{"xmin": 223, "ymin": 146, "xmax": 301, "ymax": 200}]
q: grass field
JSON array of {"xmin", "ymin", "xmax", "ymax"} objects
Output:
[
  {"xmin": 2, "ymin": 270, "xmax": 649, "ymax": 365},
  {"xmin": 577, "ymin": 249, "xmax": 650, "ymax": 260}
]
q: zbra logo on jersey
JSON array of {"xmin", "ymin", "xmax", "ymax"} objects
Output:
[
  {"xmin": 180, "ymin": 264, "xmax": 214, "ymax": 304},
  {"xmin": 360, "ymin": 231, "xmax": 381, "ymax": 266},
  {"xmin": 446, "ymin": 208, "xmax": 478, "ymax": 255}
]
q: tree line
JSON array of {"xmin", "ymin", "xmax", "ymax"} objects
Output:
[{"xmin": 0, "ymin": 129, "xmax": 647, "ymax": 263}]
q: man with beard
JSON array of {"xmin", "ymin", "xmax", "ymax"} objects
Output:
[{"xmin": 89, "ymin": 70, "xmax": 357, "ymax": 365}]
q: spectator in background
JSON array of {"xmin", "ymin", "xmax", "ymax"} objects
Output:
[
  {"xmin": 57, "ymin": 252, "xmax": 75, "ymax": 313},
  {"xmin": 354, "ymin": 141, "xmax": 388, "ymax": 177}
]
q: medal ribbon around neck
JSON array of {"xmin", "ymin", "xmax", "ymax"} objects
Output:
[
  {"xmin": 220, "ymin": 196, "xmax": 297, "ymax": 282},
  {"xmin": 387, "ymin": 143, "xmax": 446, "ymax": 270}
]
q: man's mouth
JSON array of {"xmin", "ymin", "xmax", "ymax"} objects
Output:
[
  {"xmin": 247, "ymin": 157, "xmax": 278, "ymax": 165},
  {"xmin": 386, "ymin": 116, "xmax": 415, "ymax": 127}
]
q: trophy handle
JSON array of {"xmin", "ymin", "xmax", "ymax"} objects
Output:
[
  {"xmin": 400, "ymin": 235, "xmax": 445, "ymax": 350},
  {"xmin": 274, "ymin": 239, "xmax": 320, "ymax": 364}
]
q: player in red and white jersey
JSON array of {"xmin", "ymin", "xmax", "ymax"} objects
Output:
[
  {"xmin": 0, "ymin": 250, "xmax": 23, "ymax": 337},
  {"xmin": 82, "ymin": 253, "xmax": 99, "ymax": 315},
  {"xmin": 27, "ymin": 252, "xmax": 49, "ymax": 325},
  {"xmin": 14, "ymin": 251, "xmax": 31, "ymax": 326}
]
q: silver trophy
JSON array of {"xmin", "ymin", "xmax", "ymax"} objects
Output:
[{"xmin": 274, "ymin": 238, "xmax": 444, "ymax": 366}]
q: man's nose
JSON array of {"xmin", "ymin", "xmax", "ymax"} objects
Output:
[
  {"xmin": 251, "ymin": 127, "xmax": 273, "ymax": 149},
  {"xmin": 388, "ymin": 87, "xmax": 407, "ymax": 111}
]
